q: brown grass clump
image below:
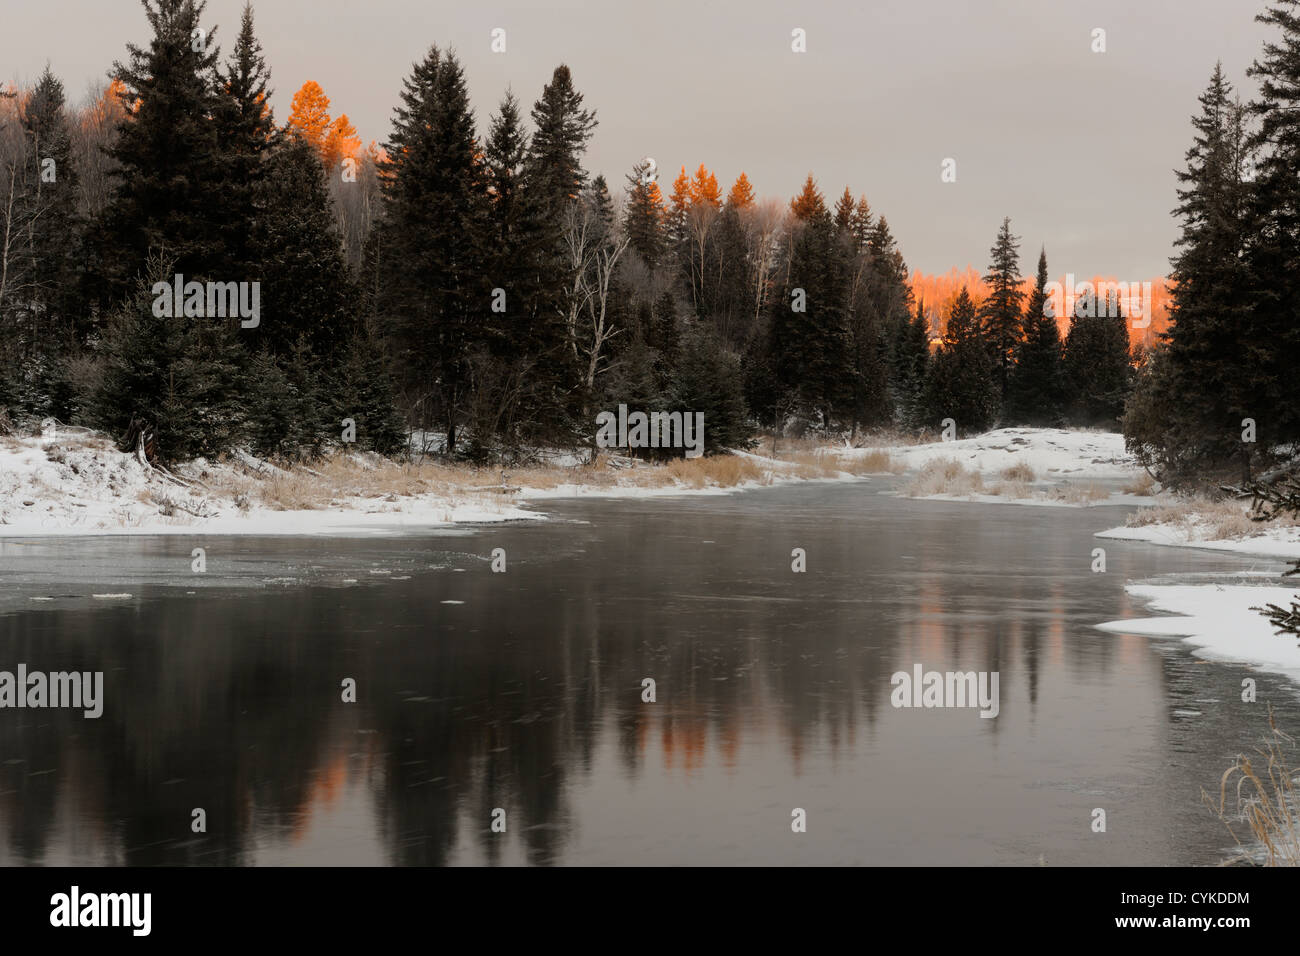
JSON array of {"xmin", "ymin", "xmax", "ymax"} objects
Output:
[
  {"xmin": 1123, "ymin": 472, "xmax": 1158, "ymax": 496},
  {"xmin": 999, "ymin": 462, "xmax": 1037, "ymax": 483},
  {"xmin": 902, "ymin": 457, "xmax": 985, "ymax": 497},
  {"xmin": 987, "ymin": 479, "xmax": 1033, "ymax": 499},
  {"xmin": 1055, "ymin": 481, "xmax": 1111, "ymax": 504},
  {"xmin": 1124, "ymin": 496, "xmax": 1298, "ymax": 539},
  {"xmin": 1203, "ymin": 708, "xmax": 1300, "ymax": 866},
  {"xmin": 841, "ymin": 448, "xmax": 903, "ymax": 476},
  {"xmin": 665, "ymin": 454, "xmax": 763, "ymax": 488}
]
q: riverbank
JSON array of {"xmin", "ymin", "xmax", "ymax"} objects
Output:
[{"xmin": 0, "ymin": 426, "xmax": 880, "ymax": 537}]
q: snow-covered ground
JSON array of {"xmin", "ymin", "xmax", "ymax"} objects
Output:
[
  {"xmin": 1096, "ymin": 583, "xmax": 1300, "ymax": 683},
  {"xmin": 0, "ymin": 427, "xmax": 864, "ymax": 538},
  {"xmin": 833, "ymin": 426, "xmax": 1151, "ymax": 508},
  {"xmin": 1097, "ymin": 517, "xmax": 1300, "ymax": 560}
]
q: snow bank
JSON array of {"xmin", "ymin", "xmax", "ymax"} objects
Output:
[
  {"xmin": 0, "ymin": 430, "xmax": 866, "ymax": 538},
  {"xmin": 872, "ymin": 427, "xmax": 1137, "ymax": 479},
  {"xmin": 1097, "ymin": 521, "xmax": 1300, "ymax": 560},
  {"xmin": 1096, "ymin": 583, "xmax": 1300, "ymax": 681},
  {"xmin": 831, "ymin": 426, "xmax": 1147, "ymax": 508}
]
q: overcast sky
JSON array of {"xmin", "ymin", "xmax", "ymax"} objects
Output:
[{"xmin": 1, "ymin": 0, "xmax": 1272, "ymax": 278}]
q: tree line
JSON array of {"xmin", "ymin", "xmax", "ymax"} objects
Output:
[
  {"xmin": 0, "ymin": 0, "xmax": 1148, "ymax": 465},
  {"xmin": 1124, "ymin": 1, "xmax": 1300, "ymax": 490}
]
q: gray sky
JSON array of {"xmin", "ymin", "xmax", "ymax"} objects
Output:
[{"xmin": 1, "ymin": 0, "xmax": 1271, "ymax": 278}]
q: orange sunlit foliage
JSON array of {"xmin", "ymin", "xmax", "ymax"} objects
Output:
[
  {"xmin": 287, "ymin": 80, "xmax": 331, "ymax": 148},
  {"xmin": 287, "ymin": 80, "xmax": 363, "ymax": 170},
  {"xmin": 789, "ymin": 173, "xmax": 825, "ymax": 221},
  {"xmin": 688, "ymin": 163, "xmax": 721, "ymax": 209},
  {"xmin": 668, "ymin": 166, "xmax": 691, "ymax": 218},
  {"xmin": 322, "ymin": 113, "xmax": 360, "ymax": 169},
  {"xmin": 909, "ymin": 267, "xmax": 1172, "ymax": 349},
  {"xmin": 727, "ymin": 172, "xmax": 755, "ymax": 210}
]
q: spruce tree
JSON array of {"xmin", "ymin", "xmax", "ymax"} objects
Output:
[
  {"xmin": 979, "ymin": 217, "xmax": 1025, "ymax": 403},
  {"xmin": 768, "ymin": 206, "xmax": 856, "ymax": 428},
  {"xmin": 215, "ymin": 2, "xmax": 274, "ymax": 281},
  {"xmin": 623, "ymin": 160, "xmax": 665, "ymax": 268},
  {"xmin": 97, "ymin": 0, "xmax": 228, "ymax": 305},
  {"xmin": 1063, "ymin": 292, "xmax": 1132, "ymax": 426},
  {"xmin": 524, "ymin": 65, "xmax": 596, "ymax": 221},
  {"xmin": 1125, "ymin": 64, "xmax": 1256, "ymax": 481},
  {"xmin": 891, "ymin": 298, "xmax": 932, "ymax": 429},
  {"xmin": 1247, "ymin": 2, "xmax": 1300, "ymax": 451},
  {"xmin": 920, "ymin": 287, "xmax": 998, "ymax": 434},
  {"xmin": 377, "ymin": 47, "xmax": 489, "ymax": 454},
  {"xmin": 1006, "ymin": 247, "xmax": 1066, "ymax": 425}
]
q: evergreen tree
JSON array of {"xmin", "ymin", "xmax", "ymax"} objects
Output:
[
  {"xmin": 215, "ymin": 2, "xmax": 273, "ymax": 280},
  {"xmin": 767, "ymin": 206, "xmax": 856, "ymax": 427},
  {"xmin": 623, "ymin": 160, "xmax": 665, "ymax": 268},
  {"xmin": 668, "ymin": 322, "xmax": 753, "ymax": 454},
  {"xmin": 377, "ymin": 47, "xmax": 489, "ymax": 454},
  {"xmin": 1006, "ymin": 247, "xmax": 1066, "ymax": 425},
  {"xmin": 920, "ymin": 287, "xmax": 998, "ymax": 434},
  {"xmin": 93, "ymin": 255, "xmax": 248, "ymax": 462},
  {"xmin": 978, "ymin": 216, "xmax": 1024, "ymax": 402},
  {"xmin": 481, "ymin": 90, "xmax": 572, "ymax": 447},
  {"xmin": 524, "ymin": 65, "xmax": 596, "ymax": 221},
  {"xmin": 252, "ymin": 133, "xmax": 356, "ymax": 359},
  {"xmin": 97, "ymin": 0, "xmax": 228, "ymax": 304},
  {"xmin": 1246, "ymin": 2, "xmax": 1300, "ymax": 451},
  {"xmin": 1062, "ymin": 292, "xmax": 1131, "ymax": 426},
  {"xmin": 890, "ymin": 298, "xmax": 931, "ymax": 428},
  {"xmin": 1125, "ymin": 64, "xmax": 1257, "ymax": 481}
]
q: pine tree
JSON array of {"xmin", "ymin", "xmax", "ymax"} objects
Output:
[
  {"xmin": 215, "ymin": 2, "xmax": 273, "ymax": 282},
  {"xmin": 93, "ymin": 255, "xmax": 249, "ymax": 462},
  {"xmin": 1006, "ymin": 248, "xmax": 1066, "ymax": 425},
  {"xmin": 97, "ymin": 0, "xmax": 229, "ymax": 304},
  {"xmin": 623, "ymin": 159, "xmax": 665, "ymax": 267},
  {"xmin": 789, "ymin": 173, "xmax": 826, "ymax": 221},
  {"xmin": 524, "ymin": 65, "xmax": 596, "ymax": 220},
  {"xmin": 1063, "ymin": 292, "xmax": 1131, "ymax": 426},
  {"xmin": 891, "ymin": 298, "xmax": 931, "ymax": 428},
  {"xmin": 668, "ymin": 322, "xmax": 752, "ymax": 454},
  {"xmin": 920, "ymin": 287, "xmax": 998, "ymax": 434},
  {"xmin": 768, "ymin": 205, "xmax": 856, "ymax": 427},
  {"xmin": 251, "ymin": 133, "xmax": 357, "ymax": 359},
  {"xmin": 726, "ymin": 172, "xmax": 755, "ymax": 211},
  {"xmin": 481, "ymin": 90, "xmax": 571, "ymax": 446},
  {"xmin": 833, "ymin": 187, "xmax": 855, "ymax": 234},
  {"xmin": 1124, "ymin": 64, "xmax": 1256, "ymax": 482},
  {"xmin": 979, "ymin": 216, "xmax": 1024, "ymax": 403},
  {"xmin": 377, "ymin": 47, "xmax": 489, "ymax": 454},
  {"xmin": 1246, "ymin": 2, "xmax": 1300, "ymax": 453}
]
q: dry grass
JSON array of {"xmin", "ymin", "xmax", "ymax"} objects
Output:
[
  {"xmin": 987, "ymin": 479, "xmax": 1033, "ymax": 499},
  {"xmin": 192, "ymin": 446, "xmax": 777, "ymax": 510},
  {"xmin": 1125, "ymin": 496, "xmax": 1299, "ymax": 540},
  {"xmin": 665, "ymin": 454, "xmax": 764, "ymax": 488},
  {"xmin": 1123, "ymin": 471, "xmax": 1159, "ymax": 496},
  {"xmin": 902, "ymin": 457, "xmax": 985, "ymax": 497},
  {"xmin": 840, "ymin": 448, "xmax": 905, "ymax": 476},
  {"xmin": 1054, "ymin": 481, "xmax": 1111, "ymax": 504},
  {"xmin": 1203, "ymin": 708, "xmax": 1300, "ymax": 866},
  {"xmin": 999, "ymin": 462, "xmax": 1037, "ymax": 483}
]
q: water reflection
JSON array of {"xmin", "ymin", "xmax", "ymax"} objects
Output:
[{"xmin": 0, "ymin": 485, "xmax": 1294, "ymax": 865}]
